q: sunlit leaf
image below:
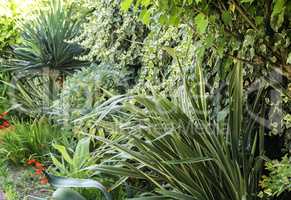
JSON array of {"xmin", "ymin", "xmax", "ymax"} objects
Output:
[
  {"xmin": 194, "ymin": 13, "xmax": 209, "ymax": 34},
  {"xmin": 121, "ymin": 0, "xmax": 134, "ymax": 11}
]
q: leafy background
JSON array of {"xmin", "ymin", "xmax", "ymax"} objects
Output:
[{"xmin": 0, "ymin": 0, "xmax": 290, "ymax": 199}]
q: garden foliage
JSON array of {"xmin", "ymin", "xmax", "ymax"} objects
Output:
[
  {"xmin": 0, "ymin": 1, "xmax": 20, "ymax": 56},
  {"xmin": 51, "ymin": 63, "xmax": 125, "ymax": 130},
  {"xmin": 259, "ymin": 155, "xmax": 291, "ymax": 198},
  {"xmin": 0, "ymin": 0, "xmax": 290, "ymax": 199},
  {"xmin": 5, "ymin": 0, "xmax": 86, "ymax": 74},
  {"xmin": 0, "ymin": 119, "xmax": 68, "ymax": 164}
]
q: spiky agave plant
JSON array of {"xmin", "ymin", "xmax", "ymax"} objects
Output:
[{"xmin": 83, "ymin": 61, "xmax": 266, "ymax": 200}]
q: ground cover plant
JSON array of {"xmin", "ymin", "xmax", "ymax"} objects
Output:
[
  {"xmin": 0, "ymin": 0, "xmax": 290, "ymax": 199},
  {"xmin": 0, "ymin": 118, "xmax": 69, "ymax": 164}
]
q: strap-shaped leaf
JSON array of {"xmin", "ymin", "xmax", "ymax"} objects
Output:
[
  {"xmin": 52, "ymin": 188, "xmax": 86, "ymax": 200},
  {"xmin": 45, "ymin": 172, "xmax": 112, "ymax": 200}
]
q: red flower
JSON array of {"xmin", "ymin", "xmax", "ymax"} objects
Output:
[
  {"xmin": 0, "ymin": 111, "xmax": 10, "ymax": 129},
  {"xmin": 35, "ymin": 169, "xmax": 43, "ymax": 175},
  {"xmin": 2, "ymin": 112, "xmax": 8, "ymax": 116},
  {"xmin": 2, "ymin": 120, "xmax": 9, "ymax": 127},
  {"xmin": 40, "ymin": 177, "xmax": 48, "ymax": 185},
  {"xmin": 35, "ymin": 162, "xmax": 44, "ymax": 169},
  {"xmin": 27, "ymin": 159, "xmax": 48, "ymax": 185},
  {"xmin": 27, "ymin": 159, "xmax": 37, "ymax": 165}
]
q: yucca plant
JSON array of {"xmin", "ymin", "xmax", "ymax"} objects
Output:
[
  {"xmin": 80, "ymin": 61, "xmax": 266, "ymax": 199},
  {"xmin": 2, "ymin": 0, "xmax": 88, "ymax": 105},
  {"xmin": 5, "ymin": 0, "xmax": 86, "ymax": 74}
]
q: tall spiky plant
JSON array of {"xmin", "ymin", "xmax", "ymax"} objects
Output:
[
  {"xmin": 80, "ymin": 61, "xmax": 266, "ymax": 199},
  {"xmin": 6, "ymin": 0, "xmax": 87, "ymax": 74},
  {"xmin": 2, "ymin": 0, "xmax": 88, "ymax": 111}
]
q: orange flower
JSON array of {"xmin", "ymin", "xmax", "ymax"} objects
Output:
[
  {"xmin": 27, "ymin": 159, "xmax": 36, "ymax": 165},
  {"xmin": 27, "ymin": 159, "xmax": 48, "ymax": 184},
  {"xmin": 2, "ymin": 120, "xmax": 9, "ymax": 127},
  {"xmin": 35, "ymin": 169, "xmax": 43, "ymax": 175},
  {"xmin": 2, "ymin": 112, "xmax": 8, "ymax": 116},
  {"xmin": 40, "ymin": 177, "xmax": 48, "ymax": 185},
  {"xmin": 35, "ymin": 162, "xmax": 44, "ymax": 169}
]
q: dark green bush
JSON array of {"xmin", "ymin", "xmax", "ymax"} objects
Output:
[{"xmin": 51, "ymin": 63, "xmax": 125, "ymax": 130}]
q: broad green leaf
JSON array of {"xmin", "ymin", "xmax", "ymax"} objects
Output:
[
  {"xmin": 159, "ymin": 15, "xmax": 168, "ymax": 24},
  {"xmin": 229, "ymin": 3, "xmax": 236, "ymax": 13},
  {"xmin": 140, "ymin": 0, "xmax": 151, "ymax": 7},
  {"xmin": 53, "ymin": 188, "xmax": 86, "ymax": 200},
  {"xmin": 203, "ymin": 34, "xmax": 215, "ymax": 48},
  {"xmin": 53, "ymin": 144, "xmax": 73, "ymax": 165},
  {"xmin": 194, "ymin": 13, "xmax": 209, "ymax": 34},
  {"xmin": 139, "ymin": 9, "xmax": 151, "ymax": 25},
  {"xmin": 255, "ymin": 16, "xmax": 264, "ymax": 26},
  {"xmin": 163, "ymin": 47, "xmax": 178, "ymax": 59},
  {"xmin": 46, "ymin": 173, "xmax": 112, "ymax": 200},
  {"xmin": 73, "ymin": 137, "xmax": 90, "ymax": 170},
  {"xmin": 222, "ymin": 11, "xmax": 232, "ymax": 25},
  {"xmin": 271, "ymin": 0, "xmax": 286, "ymax": 31},
  {"xmin": 51, "ymin": 154, "xmax": 66, "ymax": 172},
  {"xmin": 272, "ymin": 0, "xmax": 286, "ymax": 16},
  {"xmin": 121, "ymin": 0, "xmax": 134, "ymax": 11},
  {"xmin": 287, "ymin": 52, "xmax": 291, "ymax": 64},
  {"xmin": 169, "ymin": 15, "xmax": 180, "ymax": 26}
]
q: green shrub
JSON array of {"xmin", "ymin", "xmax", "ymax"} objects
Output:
[
  {"xmin": 48, "ymin": 137, "xmax": 118, "ymax": 200},
  {"xmin": 0, "ymin": 15, "xmax": 20, "ymax": 55},
  {"xmin": 0, "ymin": 1, "xmax": 20, "ymax": 56},
  {"xmin": 259, "ymin": 155, "xmax": 291, "ymax": 198},
  {"xmin": 74, "ymin": 0, "xmax": 197, "ymax": 94},
  {"xmin": 51, "ymin": 63, "xmax": 125, "ymax": 130},
  {"xmin": 0, "ymin": 118, "xmax": 68, "ymax": 164},
  {"xmin": 50, "ymin": 137, "xmax": 93, "ymax": 177},
  {"xmin": 75, "ymin": 0, "xmax": 147, "ymax": 85}
]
